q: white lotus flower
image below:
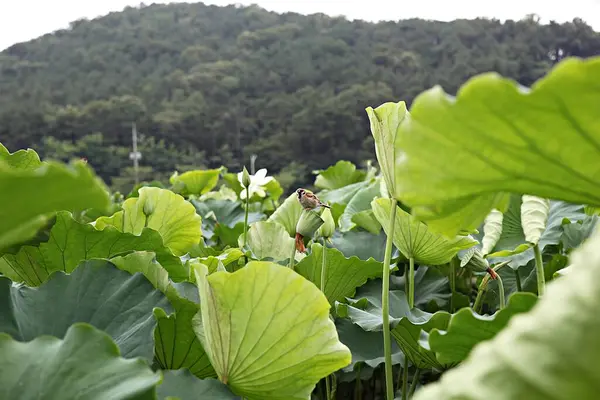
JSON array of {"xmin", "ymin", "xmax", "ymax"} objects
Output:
[{"xmin": 237, "ymin": 168, "xmax": 273, "ymax": 199}]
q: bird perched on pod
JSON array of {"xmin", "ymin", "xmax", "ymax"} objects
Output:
[{"xmin": 296, "ymin": 188, "xmax": 330, "ymax": 210}]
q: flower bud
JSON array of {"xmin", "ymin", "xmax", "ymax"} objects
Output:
[
  {"xmin": 241, "ymin": 166, "xmax": 251, "ymax": 188},
  {"xmin": 317, "ymin": 207, "xmax": 335, "ymax": 239}
]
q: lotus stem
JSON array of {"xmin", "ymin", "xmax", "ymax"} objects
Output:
[
  {"xmin": 408, "ymin": 256, "xmax": 415, "ymax": 309},
  {"xmin": 514, "ymin": 268, "xmax": 522, "ymax": 292},
  {"xmin": 243, "ymin": 195, "xmax": 249, "ymax": 264},
  {"xmin": 450, "ymin": 257, "xmax": 458, "ymax": 312},
  {"xmin": 382, "ymin": 198, "xmax": 398, "ymax": 400},
  {"xmin": 408, "ymin": 368, "xmax": 421, "ymax": 397},
  {"xmin": 321, "ymin": 239, "xmax": 327, "ymax": 293},
  {"xmin": 533, "ymin": 244, "xmax": 545, "ymax": 296},
  {"xmin": 473, "ymin": 261, "xmax": 510, "ymax": 314},
  {"xmin": 288, "ymin": 241, "xmax": 296, "ymax": 270},
  {"xmin": 497, "ymin": 274, "xmax": 505, "ymax": 309},
  {"xmin": 355, "ymin": 364, "xmax": 362, "ymax": 400},
  {"xmin": 401, "ymin": 357, "xmax": 409, "ymax": 400},
  {"xmin": 325, "ymin": 376, "xmax": 331, "ymax": 400}
]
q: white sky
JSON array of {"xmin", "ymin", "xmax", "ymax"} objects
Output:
[{"xmin": 1, "ymin": 0, "xmax": 599, "ymax": 50}]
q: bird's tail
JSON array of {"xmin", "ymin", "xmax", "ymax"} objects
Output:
[{"xmin": 320, "ymin": 203, "xmax": 331, "ymax": 209}]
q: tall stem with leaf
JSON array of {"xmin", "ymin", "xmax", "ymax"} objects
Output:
[
  {"xmin": 533, "ymin": 244, "xmax": 545, "ymax": 296},
  {"xmin": 382, "ymin": 198, "xmax": 398, "ymax": 400},
  {"xmin": 408, "ymin": 256, "xmax": 415, "ymax": 309}
]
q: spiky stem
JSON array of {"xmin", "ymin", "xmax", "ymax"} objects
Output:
[
  {"xmin": 243, "ymin": 195, "xmax": 249, "ymax": 264},
  {"xmin": 382, "ymin": 198, "xmax": 398, "ymax": 400}
]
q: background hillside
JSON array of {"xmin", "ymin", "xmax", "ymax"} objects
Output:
[{"xmin": 1, "ymin": 2, "xmax": 599, "ymax": 191}]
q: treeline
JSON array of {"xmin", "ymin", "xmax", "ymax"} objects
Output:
[{"xmin": 1, "ymin": 2, "xmax": 599, "ymax": 189}]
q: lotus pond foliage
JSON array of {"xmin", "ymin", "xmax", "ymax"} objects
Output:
[{"xmin": 1, "ymin": 55, "xmax": 599, "ymax": 399}]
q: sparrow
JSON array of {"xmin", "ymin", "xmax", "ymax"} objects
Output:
[{"xmin": 296, "ymin": 188, "xmax": 330, "ymax": 210}]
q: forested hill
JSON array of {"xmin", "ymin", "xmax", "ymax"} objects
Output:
[{"xmin": 1, "ymin": 2, "xmax": 599, "ymax": 190}]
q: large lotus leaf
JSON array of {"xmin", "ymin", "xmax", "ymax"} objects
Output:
[
  {"xmin": 0, "ymin": 323, "xmax": 160, "ymax": 400},
  {"xmin": 372, "ymin": 198, "xmax": 477, "ymax": 264},
  {"xmin": 192, "ymin": 199, "xmax": 264, "ymax": 237},
  {"xmin": 414, "ymin": 225, "xmax": 600, "ymax": 400},
  {"xmin": 193, "ymin": 261, "xmax": 351, "ymax": 400},
  {"xmin": 267, "ymin": 192, "xmax": 303, "ymax": 237},
  {"xmin": 336, "ymin": 318, "xmax": 405, "ymax": 372},
  {"xmin": 428, "ymin": 292, "xmax": 537, "ymax": 365},
  {"xmin": 389, "ymin": 57, "xmax": 600, "ymax": 236},
  {"xmin": 96, "ymin": 187, "xmax": 201, "ymax": 256},
  {"xmin": 484, "ymin": 200, "xmax": 587, "ymax": 268},
  {"xmin": 295, "ymin": 242, "xmax": 383, "ymax": 305},
  {"xmin": 317, "ymin": 180, "xmax": 370, "ymax": 206},
  {"xmin": 330, "ymin": 230, "xmax": 387, "ymax": 262},
  {"xmin": 314, "ymin": 160, "xmax": 366, "ymax": 190},
  {"xmin": 0, "ymin": 211, "xmax": 187, "ymax": 285},
  {"xmin": 0, "ymin": 158, "xmax": 109, "ymax": 252},
  {"xmin": 154, "ymin": 306, "xmax": 216, "ymax": 379},
  {"xmin": 560, "ymin": 215, "xmax": 598, "ymax": 251},
  {"xmin": 335, "ymin": 286, "xmax": 451, "ymax": 370},
  {"xmin": 0, "ymin": 259, "xmax": 170, "ymax": 361},
  {"xmin": 365, "ymin": 101, "xmax": 408, "ymax": 199},
  {"xmin": 243, "ymin": 221, "xmax": 295, "ymax": 262},
  {"xmin": 391, "ymin": 266, "xmax": 451, "ymax": 310},
  {"xmin": 351, "ymin": 210, "xmax": 382, "ymax": 234},
  {"xmin": 0, "ymin": 143, "xmax": 42, "ymax": 170},
  {"xmin": 339, "ymin": 180, "xmax": 381, "ymax": 232},
  {"xmin": 157, "ymin": 370, "xmax": 238, "ymax": 400},
  {"xmin": 170, "ymin": 168, "xmax": 222, "ymax": 196}
]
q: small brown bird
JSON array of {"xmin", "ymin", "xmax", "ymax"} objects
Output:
[{"xmin": 296, "ymin": 188, "xmax": 330, "ymax": 210}]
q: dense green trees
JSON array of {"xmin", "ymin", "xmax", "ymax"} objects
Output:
[{"xmin": 1, "ymin": 3, "xmax": 599, "ymax": 190}]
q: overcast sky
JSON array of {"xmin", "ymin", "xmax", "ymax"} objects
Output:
[{"xmin": 1, "ymin": 0, "xmax": 599, "ymax": 50}]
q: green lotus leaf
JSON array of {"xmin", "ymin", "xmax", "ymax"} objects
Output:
[
  {"xmin": 193, "ymin": 261, "xmax": 351, "ymax": 400},
  {"xmin": 192, "ymin": 198, "xmax": 264, "ymax": 238},
  {"xmin": 336, "ymin": 318, "xmax": 405, "ymax": 372},
  {"xmin": 0, "ymin": 157, "xmax": 109, "ymax": 253},
  {"xmin": 0, "ymin": 323, "xmax": 160, "ymax": 400},
  {"xmin": 295, "ymin": 243, "xmax": 383, "ymax": 306},
  {"xmin": 194, "ymin": 248, "xmax": 244, "ymax": 274},
  {"xmin": 339, "ymin": 181, "xmax": 381, "ymax": 232},
  {"xmin": 267, "ymin": 192, "xmax": 303, "ymax": 237},
  {"xmin": 331, "ymin": 230, "xmax": 387, "ymax": 262},
  {"xmin": 0, "ymin": 143, "xmax": 42, "ymax": 170},
  {"xmin": 314, "ymin": 160, "xmax": 366, "ymax": 190},
  {"xmin": 157, "ymin": 370, "xmax": 238, "ymax": 400},
  {"xmin": 0, "ymin": 259, "xmax": 170, "ymax": 360},
  {"xmin": 391, "ymin": 266, "xmax": 451, "ymax": 310},
  {"xmin": 154, "ymin": 306, "xmax": 216, "ymax": 379},
  {"xmin": 428, "ymin": 292, "xmax": 537, "ymax": 365},
  {"xmin": 365, "ymin": 101, "xmax": 408, "ymax": 200},
  {"xmin": 0, "ymin": 211, "xmax": 186, "ymax": 285},
  {"xmin": 335, "ymin": 286, "xmax": 451, "ymax": 370},
  {"xmin": 244, "ymin": 221, "xmax": 295, "ymax": 262},
  {"xmin": 561, "ymin": 215, "xmax": 598, "ymax": 251},
  {"xmin": 170, "ymin": 168, "xmax": 222, "ymax": 196},
  {"xmin": 317, "ymin": 180, "xmax": 370, "ymax": 206},
  {"xmin": 388, "ymin": 56, "xmax": 600, "ymax": 236},
  {"xmin": 484, "ymin": 200, "xmax": 587, "ymax": 267},
  {"xmin": 372, "ymin": 198, "xmax": 477, "ymax": 265},
  {"xmin": 96, "ymin": 187, "xmax": 201, "ymax": 256},
  {"xmin": 351, "ymin": 210, "xmax": 382, "ymax": 234},
  {"xmin": 414, "ymin": 225, "xmax": 600, "ymax": 400}
]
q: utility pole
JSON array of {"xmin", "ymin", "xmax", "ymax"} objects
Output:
[{"xmin": 129, "ymin": 122, "xmax": 142, "ymax": 185}]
